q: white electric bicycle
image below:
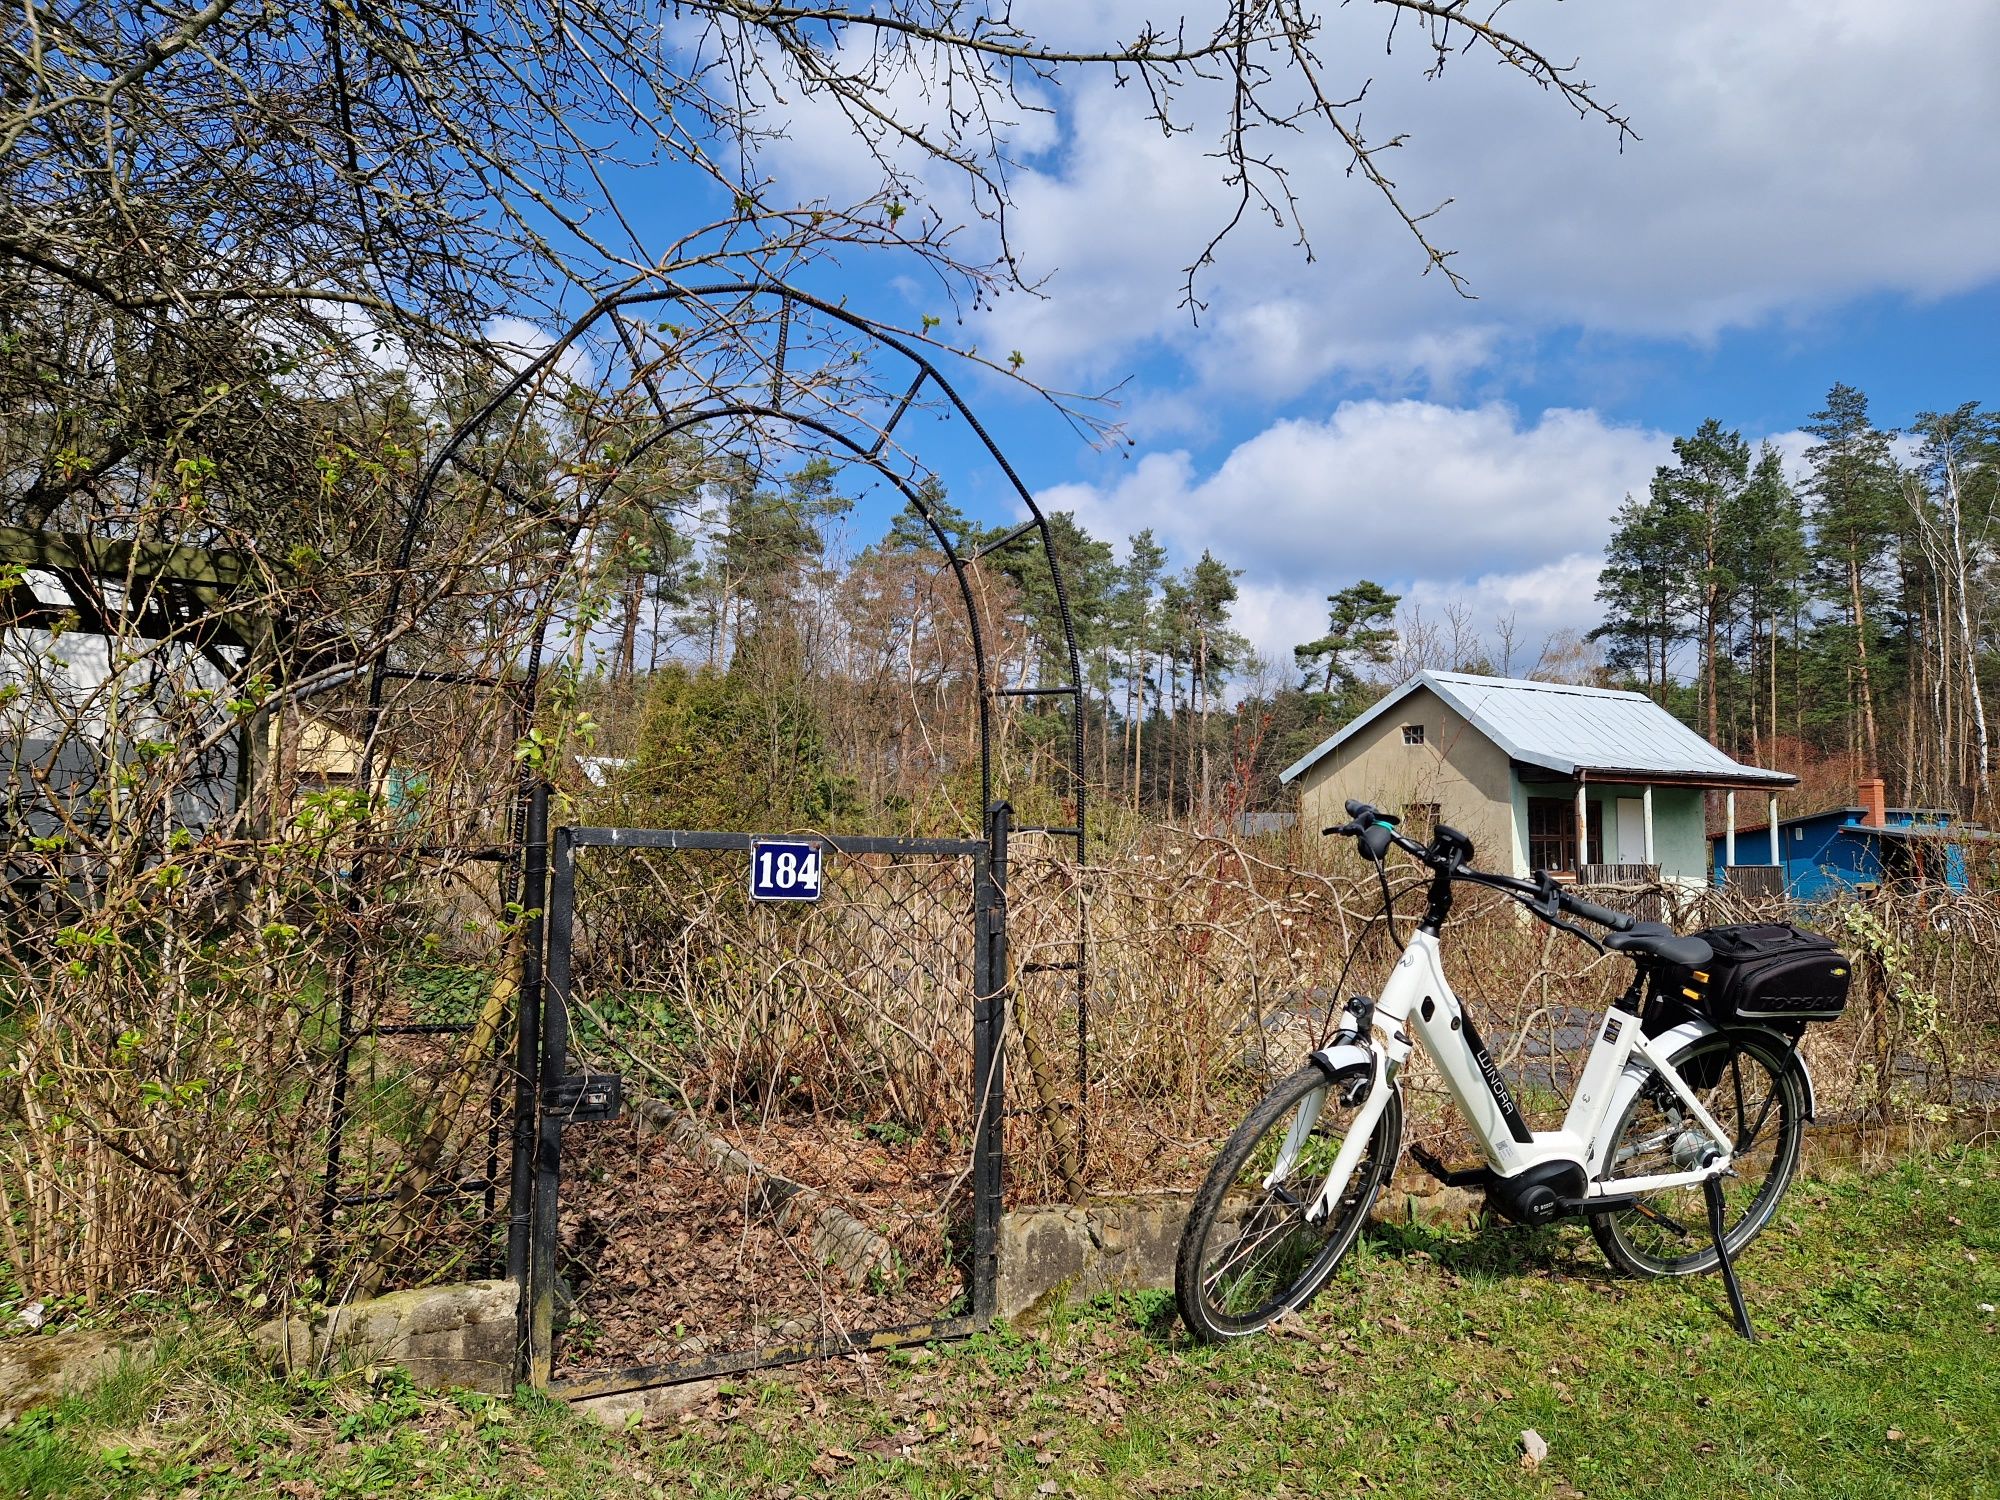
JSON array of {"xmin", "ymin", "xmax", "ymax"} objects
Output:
[{"xmin": 1175, "ymin": 801, "xmax": 1815, "ymax": 1343}]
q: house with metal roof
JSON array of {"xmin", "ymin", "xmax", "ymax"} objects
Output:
[
  {"xmin": 1279, "ymin": 671, "xmax": 1797, "ymax": 888},
  {"xmin": 1707, "ymin": 779, "xmax": 1991, "ymax": 897}
]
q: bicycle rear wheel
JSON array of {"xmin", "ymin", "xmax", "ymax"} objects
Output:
[
  {"xmin": 1175, "ymin": 1063, "xmax": 1401, "ymax": 1342},
  {"xmin": 1590, "ymin": 1030, "xmax": 1803, "ymax": 1277}
]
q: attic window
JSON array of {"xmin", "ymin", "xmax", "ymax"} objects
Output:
[{"xmin": 1402, "ymin": 724, "xmax": 1425, "ymax": 746}]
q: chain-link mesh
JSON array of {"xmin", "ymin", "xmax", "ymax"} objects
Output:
[
  {"xmin": 545, "ymin": 835, "xmax": 985, "ymax": 1381},
  {"xmin": 1008, "ymin": 837, "xmax": 2000, "ymax": 1196}
]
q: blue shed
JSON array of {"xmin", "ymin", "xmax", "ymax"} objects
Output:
[{"xmin": 1710, "ymin": 800, "xmax": 1983, "ymax": 897}]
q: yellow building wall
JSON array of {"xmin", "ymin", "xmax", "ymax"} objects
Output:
[
  {"xmin": 1294, "ymin": 686, "xmax": 1523, "ymax": 872},
  {"xmin": 272, "ymin": 716, "xmax": 367, "ymax": 781}
]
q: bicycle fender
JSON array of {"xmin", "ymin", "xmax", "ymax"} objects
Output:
[
  {"xmin": 1308, "ymin": 1041, "xmax": 1373, "ymax": 1081},
  {"xmin": 1662, "ymin": 1019, "xmax": 1818, "ymax": 1121},
  {"xmin": 1587, "ymin": 1017, "xmax": 1711, "ymax": 1172},
  {"xmin": 1591, "ymin": 1018, "xmax": 1818, "ymax": 1170}
]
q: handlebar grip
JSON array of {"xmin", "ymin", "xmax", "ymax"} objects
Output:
[{"xmin": 1560, "ymin": 892, "xmax": 1635, "ymax": 931}]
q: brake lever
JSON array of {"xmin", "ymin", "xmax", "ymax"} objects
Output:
[
  {"xmin": 1537, "ymin": 903, "xmax": 1606, "ymax": 952},
  {"xmin": 1522, "ymin": 886, "xmax": 1606, "ymax": 953}
]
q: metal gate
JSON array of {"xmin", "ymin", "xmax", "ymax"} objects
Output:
[{"xmin": 519, "ymin": 815, "xmax": 1009, "ymax": 1397}]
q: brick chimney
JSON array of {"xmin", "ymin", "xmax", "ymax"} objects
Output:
[{"xmin": 1857, "ymin": 776, "xmax": 1887, "ymax": 828}]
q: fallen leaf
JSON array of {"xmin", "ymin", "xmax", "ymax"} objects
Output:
[
  {"xmin": 1887, "ymin": 1430, "xmax": 1903, "ymax": 1442},
  {"xmin": 1267, "ymin": 1310, "xmax": 1312, "ymax": 1339}
]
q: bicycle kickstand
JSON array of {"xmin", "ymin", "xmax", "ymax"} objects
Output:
[{"xmin": 1702, "ymin": 1173, "xmax": 1756, "ymax": 1342}]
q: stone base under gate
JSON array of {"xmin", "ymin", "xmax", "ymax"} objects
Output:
[
  {"xmin": 253, "ymin": 1279, "xmax": 518, "ymax": 1394},
  {"xmin": 994, "ymin": 1178, "xmax": 1483, "ymax": 1324}
]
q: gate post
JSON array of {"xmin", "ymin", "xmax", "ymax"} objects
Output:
[
  {"xmin": 522, "ymin": 823, "xmax": 578, "ymax": 1388},
  {"xmin": 505, "ymin": 774, "xmax": 550, "ymax": 1291},
  {"xmin": 971, "ymin": 802, "xmax": 1011, "ymax": 1322}
]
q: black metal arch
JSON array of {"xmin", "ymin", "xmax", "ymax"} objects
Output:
[
  {"xmin": 365, "ymin": 276, "xmax": 1091, "ymax": 848},
  {"xmin": 339, "ymin": 275, "xmax": 1099, "ymax": 1293}
]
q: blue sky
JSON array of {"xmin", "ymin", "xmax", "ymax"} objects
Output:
[{"xmin": 600, "ymin": 1, "xmax": 2000, "ymax": 676}]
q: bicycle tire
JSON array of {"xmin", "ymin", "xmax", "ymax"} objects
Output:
[
  {"xmin": 1590, "ymin": 1030, "xmax": 1804, "ymax": 1277},
  {"xmin": 1175, "ymin": 1062, "xmax": 1401, "ymax": 1342}
]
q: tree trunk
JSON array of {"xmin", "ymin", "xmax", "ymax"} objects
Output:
[
  {"xmin": 618, "ymin": 569, "xmax": 641, "ymax": 682},
  {"xmin": 1946, "ymin": 458, "xmax": 1991, "ymax": 806},
  {"xmin": 1767, "ymin": 609, "xmax": 1779, "ymax": 762},
  {"xmin": 1197, "ymin": 625, "xmax": 1211, "ymax": 823},
  {"xmin": 1131, "ymin": 650, "xmax": 1145, "ymax": 813},
  {"xmin": 1848, "ymin": 550, "xmax": 1881, "ymax": 773}
]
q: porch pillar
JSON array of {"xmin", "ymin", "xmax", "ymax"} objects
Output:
[
  {"xmin": 1725, "ymin": 790, "xmax": 1737, "ymax": 867},
  {"xmin": 1642, "ymin": 784, "xmax": 1655, "ymax": 865},
  {"xmin": 1575, "ymin": 782, "xmax": 1588, "ymax": 872},
  {"xmin": 1769, "ymin": 792, "xmax": 1780, "ymax": 866}
]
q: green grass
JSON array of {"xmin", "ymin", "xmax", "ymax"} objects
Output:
[{"xmin": 5, "ymin": 1148, "xmax": 1998, "ymax": 1498}]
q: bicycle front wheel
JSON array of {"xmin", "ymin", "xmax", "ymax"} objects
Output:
[
  {"xmin": 1175, "ymin": 1062, "xmax": 1401, "ymax": 1342},
  {"xmin": 1590, "ymin": 1030, "xmax": 1804, "ymax": 1278}
]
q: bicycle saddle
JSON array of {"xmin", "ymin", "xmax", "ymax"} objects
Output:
[{"xmin": 1603, "ymin": 922, "xmax": 1713, "ymax": 969}]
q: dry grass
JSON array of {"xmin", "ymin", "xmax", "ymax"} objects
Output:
[
  {"xmin": 1012, "ymin": 836, "xmax": 2000, "ymax": 1197},
  {"xmin": 8, "ymin": 811, "xmax": 1997, "ymax": 1322},
  {"xmin": 549, "ymin": 826, "xmax": 2000, "ymax": 1209}
]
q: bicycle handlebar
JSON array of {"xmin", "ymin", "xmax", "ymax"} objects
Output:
[
  {"xmin": 1559, "ymin": 890, "xmax": 1635, "ymax": 933},
  {"xmin": 1323, "ymin": 799, "xmax": 1635, "ymax": 935}
]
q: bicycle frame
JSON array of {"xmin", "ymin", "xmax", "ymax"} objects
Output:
[{"xmin": 1293, "ymin": 928, "xmax": 1737, "ymax": 1221}]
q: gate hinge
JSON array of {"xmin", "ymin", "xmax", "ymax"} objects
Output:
[{"xmin": 544, "ymin": 1072, "xmax": 623, "ymax": 1124}]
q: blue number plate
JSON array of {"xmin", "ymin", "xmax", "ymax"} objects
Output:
[{"xmin": 750, "ymin": 839, "xmax": 823, "ymax": 902}]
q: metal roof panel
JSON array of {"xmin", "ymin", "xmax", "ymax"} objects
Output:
[{"xmin": 1282, "ymin": 670, "xmax": 1795, "ymax": 787}]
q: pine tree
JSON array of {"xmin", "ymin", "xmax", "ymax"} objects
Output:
[
  {"xmin": 1908, "ymin": 402, "xmax": 2000, "ymax": 805},
  {"xmin": 1110, "ymin": 530, "xmax": 1167, "ymax": 810},
  {"xmin": 1295, "ymin": 581, "xmax": 1401, "ymax": 708},
  {"xmin": 1736, "ymin": 443, "xmax": 1806, "ymax": 759},
  {"xmin": 1803, "ymin": 383, "xmax": 1899, "ymax": 774},
  {"xmin": 1185, "ymin": 551, "xmax": 1245, "ymax": 819},
  {"xmin": 881, "ymin": 476, "xmax": 975, "ymax": 554},
  {"xmin": 1655, "ymin": 419, "xmax": 1758, "ymax": 743},
  {"xmin": 1592, "ymin": 488, "xmax": 1685, "ymax": 695}
]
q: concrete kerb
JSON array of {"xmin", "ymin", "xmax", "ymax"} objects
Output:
[
  {"xmin": 991, "ymin": 1109, "xmax": 1971, "ymax": 1326},
  {"xmin": 993, "ymin": 1172, "xmax": 1480, "ymax": 1324},
  {"xmin": 252, "ymin": 1279, "xmax": 518, "ymax": 1394},
  {"xmin": 0, "ymin": 1329, "xmax": 157, "ymax": 1426}
]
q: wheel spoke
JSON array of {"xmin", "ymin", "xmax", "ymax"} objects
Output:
[
  {"xmin": 1203, "ymin": 1197, "xmax": 1305, "ymax": 1292},
  {"xmin": 1728, "ymin": 1049, "xmax": 1748, "ymax": 1148},
  {"xmin": 1178, "ymin": 1066, "xmax": 1398, "ymax": 1339},
  {"xmin": 1593, "ymin": 1036, "xmax": 1799, "ymax": 1279},
  {"xmin": 1741, "ymin": 1074, "xmax": 1782, "ymax": 1150}
]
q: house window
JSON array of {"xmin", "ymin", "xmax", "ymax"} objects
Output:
[
  {"xmin": 1527, "ymin": 796, "xmax": 1604, "ymax": 874},
  {"xmin": 1402, "ymin": 724, "xmax": 1425, "ymax": 746}
]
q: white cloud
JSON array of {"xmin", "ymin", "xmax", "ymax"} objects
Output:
[
  {"xmin": 967, "ymin": 0, "xmax": 2000, "ymax": 402},
  {"xmin": 485, "ymin": 316, "xmax": 597, "ymax": 388},
  {"xmin": 1042, "ymin": 400, "xmax": 1675, "ymax": 668}
]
